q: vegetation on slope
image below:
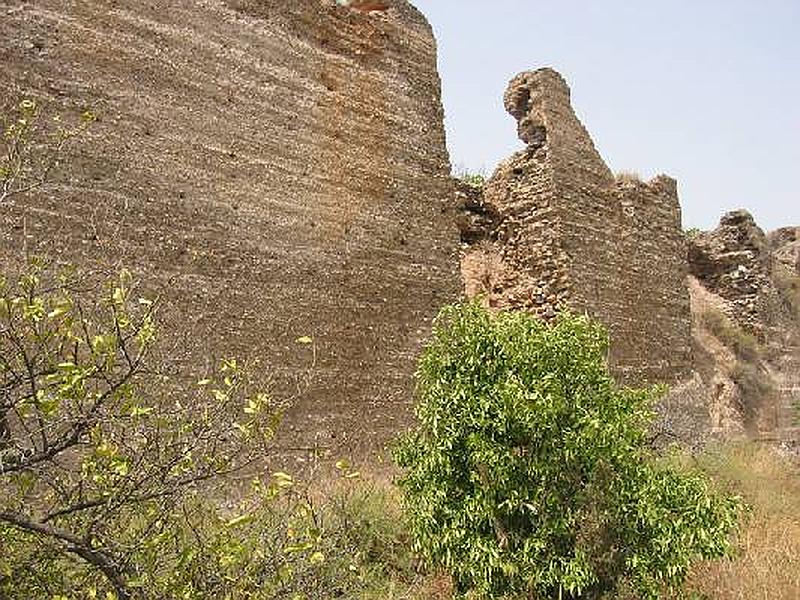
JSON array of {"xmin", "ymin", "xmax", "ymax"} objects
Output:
[
  {"xmin": 698, "ymin": 306, "xmax": 776, "ymax": 429},
  {"xmin": 684, "ymin": 444, "xmax": 800, "ymax": 600}
]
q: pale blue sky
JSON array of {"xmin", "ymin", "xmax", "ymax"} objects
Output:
[{"xmin": 412, "ymin": 0, "xmax": 799, "ymax": 231}]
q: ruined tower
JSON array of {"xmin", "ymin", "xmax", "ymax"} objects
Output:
[{"xmin": 460, "ymin": 68, "xmax": 693, "ymax": 384}]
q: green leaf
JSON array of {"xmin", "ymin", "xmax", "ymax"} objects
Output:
[
  {"xmin": 129, "ymin": 405, "xmax": 153, "ymax": 418},
  {"xmin": 272, "ymin": 472, "xmax": 294, "ymax": 488},
  {"xmin": 393, "ymin": 301, "xmax": 741, "ymax": 599}
]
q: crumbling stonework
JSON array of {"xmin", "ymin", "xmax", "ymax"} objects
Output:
[
  {"xmin": 688, "ymin": 211, "xmax": 799, "ymax": 439},
  {"xmin": 0, "ymin": 0, "xmax": 460, "ymax": 455},
  {"xmin": 460, "ymin": 69, "xmax": 692, "ymax": 384},
  {"xmin": 4, "ymin": 0, "xmax": 794, "ymax": 450},
  {"xmin": 769, "ymin": 226, "xmax": 800, "ymax": 273},
  {"xmin": 688, "ymin": 211, "xmax": 777, "ymax": 336}
]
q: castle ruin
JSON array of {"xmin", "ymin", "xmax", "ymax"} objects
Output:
[
  {"xmin": 460, "ymin": 69, "xmax": 693, "ymax": 384},
  {"xmin": 3, "ymin": 0, "xmax": 793, "ymax": 451},
  {"xmin": 1, "ymin": 0, "xmax": 461, "ymax": 453}
]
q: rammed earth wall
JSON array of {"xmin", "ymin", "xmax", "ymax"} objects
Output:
[
  {"xmin": 0, "ymin": 0, "xmax": 461, "ymax": 454},
  {"xmin": 3, "ymin": 1, "xmax": 701, "ymax": 452}
]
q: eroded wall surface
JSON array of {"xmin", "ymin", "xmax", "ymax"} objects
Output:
[
  {"xmin": 688, "ymin": 211, "xmax": 778, "ymax": 336},
  {"xmin": 689, "ymin": 212, "xmax": 800, "ymax": 438},
  {"xmin": 0, "ymin": 0, "xmax": 460, "ymax": 454},
  {"xmin": 460, "ymin": 69, "xmax": 692, "ymax": 385}
]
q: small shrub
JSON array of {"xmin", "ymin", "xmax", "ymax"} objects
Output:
[
  {"xmin": 395, "ymin": 302, "xmax": 741, "ymax": 600},
  {"xmin": 684, "ymin": 227, "xmax": 701, "ymax": 239},
  {"xmin": 149, "ymin": 474, "xmax": 417, "ymax": 600},
  {"xmin": 455, "ymin": 167, "xmax": 487, "ymax": 189},
  {"xmin": 0, "ymin": 262, "xmax": 275, "ymax": 599}
]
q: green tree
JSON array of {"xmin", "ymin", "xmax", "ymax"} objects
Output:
[
  {"xmin": 0, "ymin": 101, "xmax": 417, "ymax": 600},
  {"xmin": 395, "ymin": 302, "xmax": 741, "ymax": 599},
  {"xmin": 0, "ymin": 262, "xmax": 417, "ymax": 600},
  {"xmin": 0, "ymin": 261, "xmax": 275, "ymax": 599}
]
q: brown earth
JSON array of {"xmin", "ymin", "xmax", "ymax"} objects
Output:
[{"xmin": 0, "ymin": 0, "xmax": 461, "ymax": 458}]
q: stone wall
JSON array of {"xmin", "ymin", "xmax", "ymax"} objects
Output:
[
  {"xmin": 769, "ymin": 227, "xmax": 800, "ymax": 273},
  {"xmin": 688, "ymin": 211, "xmax": 777, "ymax": 336},
  {"xmin": 460, "ymin": 69, "xmax": 692, "ymax": 385},
  {"xmin": 768, "ymin": 226, "xmax": 800, "ymax": 437},
  {"xmin": 0, "ymin": 0, "xmax": 461, "ymax": 455},
  {"xmin": 689, "ymin": 211, "xmax": 800, "ymax": 438}
]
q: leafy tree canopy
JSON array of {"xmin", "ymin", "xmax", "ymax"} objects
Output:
[{"xmin": 395, "ymin": 302, "xmax": 741, "ymax": 599}]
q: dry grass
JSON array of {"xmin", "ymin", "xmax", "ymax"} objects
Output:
[
  {"xmin": 616, "ymin": 171, "xmax": 643, "ymax": 184},
  {"xmin": 315, "ymin": 446, "xmax": 800, "ymax": 600},
  {"xmin": 697, "ymin": 306, "xmax": 775, "ymax": 429},
  {"xmin": 371, "ymin": 574, "xmax": 453, "ymax": 600},
  {"xmin": 685, "ymin": 444, "xmax": 800, "ymax": 600},
  {"xmin": 698, "ymin": 307, "xmax": 760, "ymax": 363},
  {"xmin": 299, "ymin": 468, "xmax": 454, "ymax": 599},
  {"xmin": 309, "ymin": 444, "xmax": 799, "ymax": 600}
]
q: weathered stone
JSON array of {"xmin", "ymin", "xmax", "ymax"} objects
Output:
[
  {"xmin": 454, "ymin": 180, "xmax": 500, "ymax": 245},
  {"xmin": 769, "ymin": 226, "xmax": 800, "ymax": 273},
  {"xmin": 688, "ymin": 210, "xmax": 775, "ymax": 335},
  {"xmin": 461, "ymin": 68, "xmax": 692, "ymax": 385},
  {"xmin": 3, "ymin": 1, "xmax": 795, "ymax": 449},
  {"xmin": 688, "ymin": 212, "xmax": 799, "ymax": 440},
  {"xmin": 0, "ymin": 0, "xmax": 460, "ymax": 455}
]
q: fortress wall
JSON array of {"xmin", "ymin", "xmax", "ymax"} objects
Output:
[
  {"xmin": 0, "ymin": 0, "xmax": 460, "ymax": 454},
  {"xmin": 460, "ymin": 142, "xmax": 569, "ymax": 318},
  {"xmin": 689, "ymin": 212, "xmax": 800, "ymax": 438},
  {"xmin": 609, "ymin": 177, "xmax": 693, "ymax": 382},
  {"xmin": 461, "ymin": 69, "xmax": 692, "ymax": 385}
]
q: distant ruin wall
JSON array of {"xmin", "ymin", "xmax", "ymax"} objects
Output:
[
  {"xmin": 689, "ymin": 212, "xmax": 800, "ymax": 437},
  {"xmin": 0, "ymin": 0, "xmax": 461, "ymax": 454},
  {"xmin": 460, "ymin": 69, "xmax": 692, "ymax": 384},
  {"xmin": 688, "ymin": 210, "xmax": 777, "ymax": 335}
]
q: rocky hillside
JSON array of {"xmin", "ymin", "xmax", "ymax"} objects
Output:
[{"xmin": 682, "ymin": 211, "xmax": 799, "ymax": 441}]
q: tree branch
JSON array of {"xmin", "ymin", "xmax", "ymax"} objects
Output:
[{"xmin": 0, "ymin": 511, "xmax": 132, "ymax": 600}]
